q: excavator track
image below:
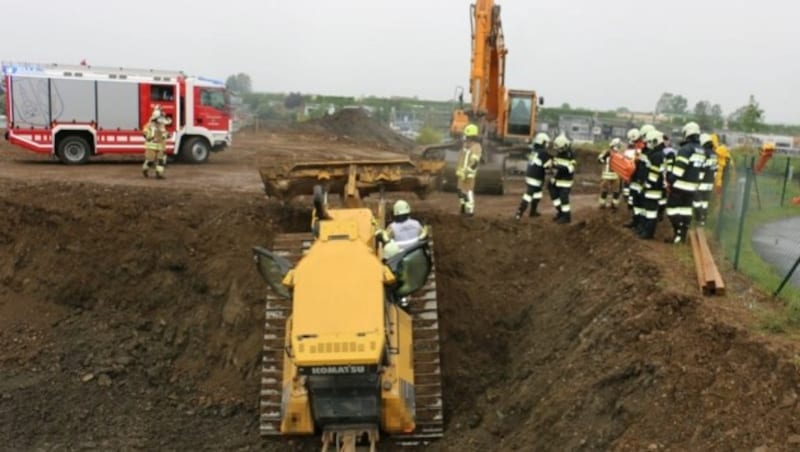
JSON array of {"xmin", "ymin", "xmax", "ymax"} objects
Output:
[{"xmin": 259, "ymin": 233, "xmax": 445, "ymax": 446}]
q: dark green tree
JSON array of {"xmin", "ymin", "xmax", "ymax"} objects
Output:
[{"xmin": 225, "ymin": 73, "xmax": 252, "ymax": 94}]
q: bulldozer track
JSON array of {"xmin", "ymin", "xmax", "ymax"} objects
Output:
[{"xmin": 259, "ymin": 233, "xmax": 445, "ymax": 446}]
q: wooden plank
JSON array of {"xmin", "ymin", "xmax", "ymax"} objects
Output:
[
  {"xmin": 696, "ymin": 228, "xmax": 726, "ymax": 295},
  {"xmin": 689, "ymin": 229, "xmax": 708, "ymax": 294}
]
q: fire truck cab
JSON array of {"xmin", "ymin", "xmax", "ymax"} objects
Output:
[{"xmin": 2, "ymin": 62, "xmax": 232, "ymax": 164}]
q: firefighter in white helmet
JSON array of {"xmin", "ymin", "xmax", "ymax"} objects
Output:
[
  {"xmin": 665, "ymin": 121, "xmax": 706, "ymax": 243},
  {"xmin": 548, "ymin": 133, "xmax": 576, "ymax": 224},
  {"xmin": 142, "ymin": 106, "xmax": 171, "ymax": 179},
  {"xmin": 694, "ymin": 133, "xmax": 718, "ymax": 225},
  {"xmin": 597, "ymin": 137, "xmax": 623, "ymax": 210},
  {"xmin": 455, "ymin": 123, "xmax": 482, "ymax": 216},
  {"xmin": 376, "ymin": 199, "xmax": 428, "ymax": 251},
  {"xmin": 621, "ymin": 128, "xmax": 641, "ymax": 210},
  {"xmin": 637, "ymin": 130, "xmax": 666, "ymax": 239},
  {"xmin": 514, "ymin": 132, "xmax": 552, "ymax": 219},
  {"xmin": 624, "ymin": 127, "xmax": 647, "ymax": 230}
]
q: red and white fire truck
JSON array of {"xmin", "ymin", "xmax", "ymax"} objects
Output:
[{"xmin": 2, "ymin": 62, "xmax": 232, "ymax": 164}]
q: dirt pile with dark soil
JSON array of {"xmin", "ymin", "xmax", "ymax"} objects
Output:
[
  {"xmin": 1, "ymin": 178, "xmax": 799, "ymax": 451},
  {"xmin": 293, "ymin": 109, "xmax": 416, "ymax": 153}
]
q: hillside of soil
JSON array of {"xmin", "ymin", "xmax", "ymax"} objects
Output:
[{"xmin": 1, "ymin": 122, "xmax": 799, "ymax": 451}]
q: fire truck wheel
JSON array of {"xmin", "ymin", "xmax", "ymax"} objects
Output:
[
  {"xmin": 180, "ymin": 137, "xmax": 210, "ymax": 164},
  {"xmin": 57, "ymin": 135, "xmax": 91, "ymax": 165}
]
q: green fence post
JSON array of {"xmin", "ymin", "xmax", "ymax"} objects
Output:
[
  {"xmin": 780, "ymin": 157, "xmax": 791, "ymax": 207},
  {"xmin": 733, "ymin": 163, "xmax": 753, "ymax": 271},
  {"xmin": 774, "ymin": 253, "xmax": 800, "ymax": 297}
]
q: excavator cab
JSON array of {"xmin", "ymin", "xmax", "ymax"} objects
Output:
[{"xmin": 505, "ymin": 90, "xmax": 539, "ymax": 140}]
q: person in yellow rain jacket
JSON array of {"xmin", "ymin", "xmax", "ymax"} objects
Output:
[
  {"xmin": 711, "ymin": 134, "xmax": 731, "ymax": 192},
  {"xmin": 455, "ymin": 123, "xmax": 482, "ymax": 216},
  {"xmin": 142, "ymin": 106, "xmax": 171, "ymax": 179}
]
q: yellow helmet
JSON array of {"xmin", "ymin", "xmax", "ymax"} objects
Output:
[
  {"xmin": 699, "ymin": 133, "xmax": 713, "ymax": 147},
  {"xmin": 710, "ymin": 133, "xmax": 720, "ymax": 148},
  {"xmin": 639, "ymin": 124, "xmax": 655, "ymax": 137},
  {"xmin": 463, "ymin": 123, "xmax": 479, "ymax": 138}
]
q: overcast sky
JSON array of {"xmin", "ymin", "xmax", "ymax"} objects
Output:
[{"xmin": 5, "ymin": 0, "xmax": 799, "ymax": 123}]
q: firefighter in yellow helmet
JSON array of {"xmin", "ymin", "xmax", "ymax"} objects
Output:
[
  {"xmin": 455, "ymin": 123, "xmax": 482, "ymax": 216},
  {"xmin": 142, "ymin": 106, "xmax": 171, "ymax": 179}
]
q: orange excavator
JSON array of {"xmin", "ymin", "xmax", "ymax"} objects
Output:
[{"xmin": 423, "ymin": 0, "xmax": 542, "ymax": 195}]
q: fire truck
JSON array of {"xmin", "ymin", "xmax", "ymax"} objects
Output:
[{"xmin": 2, "ymin": 62, "xmax": 232, "ymax": 164}]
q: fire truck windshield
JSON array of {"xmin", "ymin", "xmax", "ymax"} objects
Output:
[{"xmin": 200, "ymin": 88, "xmax": 227, "ymax": 111}]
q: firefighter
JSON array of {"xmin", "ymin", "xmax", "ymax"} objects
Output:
[
  {"xmin": 639, "ymin": 130, "xmax": 666, "ymax": 239},
  {"xmin": 622, "ymin": 128, "xmax": 641, "ymax": 210},
  {"xmin": 659, "ymin": 134, "xmax": 677, "ymax": 220},
  {"xmin": 694, "ymin": 133, "xmax": 718, "ymax": 225},
  {"xmin": 142, "ymin": 107, "xmax": 170, "ymax": 179},
  {"xmin": 549, "ymin": 133, "xmax": 576, "ymax": 224},
  {"xmin": 456, "ymin": 123, "xmax": 482, "ymax": 216},
  {"xmin": 625, "ymin": 127, "xmax": 649, "ymax": 231},
  {"xmin": 514, "ymin": 132, "xmax": 552, "ymax": 219},
  {"xmin": 597, "ymin": 137, "xmax": 623, "ymax": 210},
  {"xmin": 665, "ymin": 121, "xmax": 706, "ymax": 244},
  {"xmin": 377, "ymin": 199, "xmax": 428, "ymax": 251}
]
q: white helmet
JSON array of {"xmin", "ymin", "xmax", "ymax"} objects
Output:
[
  {"xmin": 699, "ymin": 133, "xmax": 713, "ymax": 147},
  {"xmin": 682, "ymin": 121, "xmax": 701, "ymax": 138},
  {"xmin": 610, "ymin": 138, "xmax": 622, "ymax": 149},
  {"xmin": 626, "ymin": 128, "xmax": 641, "ymax": 144},
  {"xmin": 645, "ymin": 130, "xmax": 664, "ymax": 148},
  {"xmin": 639, "ymin": 124, "xmax": 655, "ymax": 137},
  {"xmin": 393, "ymin": 199, "xmax": 411, "ymax": 216},
  {"xmin": 553, "ymin": 133, "xmax": 570, "ymax": 150},
  {"xmin": 533, "ymin": 132, "xmax": 550, "ymax": 147}
]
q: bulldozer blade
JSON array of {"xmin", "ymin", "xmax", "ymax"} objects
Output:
[{"xmin": 259, "ymin": 158, "xmax": 445, "ymax": 202}]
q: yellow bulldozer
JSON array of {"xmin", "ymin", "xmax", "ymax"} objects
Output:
[{"xmin": 253, "ymin": 158, "xmax": 445, "ymax": 451}]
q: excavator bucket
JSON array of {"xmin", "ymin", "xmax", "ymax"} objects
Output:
[{"xmin": 259, "ymin": 158, "xmax": 445, "ymax": 203}]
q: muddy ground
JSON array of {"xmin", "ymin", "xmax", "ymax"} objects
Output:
[{"xmin": 1, "ymin": 116, "xmax": 800, "ymax": 451}]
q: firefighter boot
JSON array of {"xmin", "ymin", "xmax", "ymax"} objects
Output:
[
  {"xmin": 529, "ymin": 200, "xmax": 541, "ymax": 217},
  {"xmin": 514, "ymin": 200, "xmax": 528, "ymax": 220},
  {"xmin": 142, "ymin": 161, "xmax": 152, "ymax": 178},
  {"xmin": 556, "ymin": 211, "xmax": 571, "ymax": 224},
  {"xmin": 639, "ymin": 219, "xmax": 656, "ymax": 240}
]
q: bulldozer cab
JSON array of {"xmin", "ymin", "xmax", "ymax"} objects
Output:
[
  {"xmin": 505, "ymin": 90, "xmax": 540, "ymax": 140},
  {"xmin": 385, "ymin": 241, "xmax": 433, "ymax": 299},
  {"xmin": 254, "ymin": 237, "xmax": 433, "ymax": 302}
]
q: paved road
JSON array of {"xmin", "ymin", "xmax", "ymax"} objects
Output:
[{"xmin": 752, "ymin": 216, "xmax": 800, "ymax": 289}]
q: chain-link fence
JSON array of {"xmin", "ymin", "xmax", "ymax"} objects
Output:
[{"xmin": 712, "ymin": 153, "xmax": 800, "ymax": 295}]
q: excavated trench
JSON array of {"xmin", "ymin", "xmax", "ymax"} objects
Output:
[{"xmin": 1, "ymin": 180, "xmax": 799, "ymax": 451}]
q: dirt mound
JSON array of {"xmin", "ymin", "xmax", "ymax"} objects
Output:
[
  {"xmin": 293, "ymin": 109, "xmax": 416, "ymax": 153},
  {"xmin": 1, "ymin": 179, "xmax": 799, "ymax": 451}
]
